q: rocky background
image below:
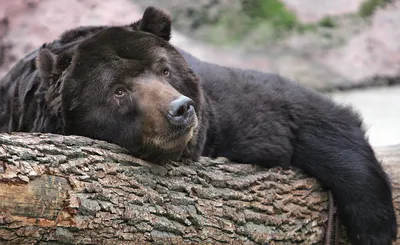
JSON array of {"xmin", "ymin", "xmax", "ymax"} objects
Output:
[
  {"xmin": 135, "ymin": 0, "xmax": 400, "ymax": 90},
  {"xmin": 1, "ymin": 0, "xmax": 400, "ymax": 146}
]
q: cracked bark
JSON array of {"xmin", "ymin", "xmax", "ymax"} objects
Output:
[{"xmin": 0, "ymin": 133, "xmax": 399, "ymax": 245}]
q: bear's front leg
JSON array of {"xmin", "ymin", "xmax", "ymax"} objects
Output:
[{"xmin": 292, "ymin": 122, "xmax": 397, "ymax": 245}]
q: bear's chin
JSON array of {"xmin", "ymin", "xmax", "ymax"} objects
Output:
[{"xmin": 138, "ymin": 125, "xmax": 198, "ymax": 164}]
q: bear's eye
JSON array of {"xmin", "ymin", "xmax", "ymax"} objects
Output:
[
  {"xmin": 163, "ymin": 68, "xmax": 171, "ymax": 77},
  {"xmin": 114, "ymin": 88, "xmax": 126, "ymax": 97}
]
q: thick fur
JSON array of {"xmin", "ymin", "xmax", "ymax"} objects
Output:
[{"xmin": 0, "ymin": 6, "xmax": 397, "ymax": 245}]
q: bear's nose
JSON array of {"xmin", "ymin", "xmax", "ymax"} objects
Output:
[{"xmin": 168, "ymin": 96, "xmax": 194, "ymax": 125}]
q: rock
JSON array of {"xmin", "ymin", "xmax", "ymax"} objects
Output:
[
  {"xmin": 261, "ymin": 1, "xmax": 400, "ymax": 90},
  {"xmin": 171, "ymin": 32, "xmax": 273, "ymax": 72},
  {"xmin": 132, "ymin": 0, "xmax": 235, "ymax": 31},
  {"xmin": 0, "ymin": 0, "xmax": 142, "ymax": 78},
  {"xmin": 322, "ymin": 2, "xmax": 400, "ymax": 85},
  {"xmin": 281, "ymin": 0, "xmax": 365, "ymax": 23},
  {"xmin": 137, "ymin": 0, "xmax": 400, "ymax": 90}
]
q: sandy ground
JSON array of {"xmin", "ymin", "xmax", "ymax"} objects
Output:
[{"xmin": 330, "ymin": 86, "xmax": 400, "ymax": 147}]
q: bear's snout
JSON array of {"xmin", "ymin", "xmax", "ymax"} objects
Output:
[{"xmin": 168, "ymin": 95, "xmax": 195, "ymax": 126}]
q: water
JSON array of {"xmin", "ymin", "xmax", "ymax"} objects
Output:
[{"xmin": 330, "ymin": 86, "xmax": 400, "ymax": 147}]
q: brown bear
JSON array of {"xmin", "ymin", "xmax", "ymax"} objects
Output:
[{"xmin": 0, "ymin": 7, "xmax": 397, "ymax": 245}]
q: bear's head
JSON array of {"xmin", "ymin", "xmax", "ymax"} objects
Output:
[{"xmin": 35, "ymin": 7, "xmax": 205, "ymax": 163}]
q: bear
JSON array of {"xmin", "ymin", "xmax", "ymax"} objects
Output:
[{"xmin": 0, "ymin": 6, "xmax": 397, "ymax": 245}]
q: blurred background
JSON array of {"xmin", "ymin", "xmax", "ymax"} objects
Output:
[{"xmin": 1, "ymin": 0, "xmax": 399, "ymax": 147}]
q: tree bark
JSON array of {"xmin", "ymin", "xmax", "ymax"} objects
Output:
[{"xmin": 0, "ymin": 133, "xmax": 399, "ymax": 245}]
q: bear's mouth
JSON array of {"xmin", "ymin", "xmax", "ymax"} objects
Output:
[
  {"xmin": 161, "ymin": 112, "xmax": 198, "ymax": 147},
  {"xmin": 139, "ymin": 112, "xmax": 198, "ymax": 164},
  {"xmin": 167, "ymin": 109, "xmax": 197, "ymax": 139}
]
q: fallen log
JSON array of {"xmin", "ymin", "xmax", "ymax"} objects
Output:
[{"xmin": 0, "ymin": 133, "xmax": 399, "ymax": 244}]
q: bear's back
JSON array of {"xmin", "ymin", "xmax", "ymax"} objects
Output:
[{"xmin": 0, "ymin": 51, "xmax": 41, "ymax": 132}]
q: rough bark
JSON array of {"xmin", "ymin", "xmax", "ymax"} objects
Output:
[{"xmin": 0, "ymin": 133, "xmax": 398, "ymax": 245}]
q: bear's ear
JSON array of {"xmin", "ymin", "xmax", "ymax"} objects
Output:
[
  {"xmin": 36, "ymin": 48, "xmax": 55, "ymax": 81},
  {"xmin": 138, "ymin": 6, "xmax": 172, "ymax": 41},
  {"xmin": 36, "ymin": 48, "xmax": 73, "ymax": 83}
]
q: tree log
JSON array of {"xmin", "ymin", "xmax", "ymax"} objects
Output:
[{"xmin": 0, "ymin": 133, "xmax": 399, "ymax": 245}]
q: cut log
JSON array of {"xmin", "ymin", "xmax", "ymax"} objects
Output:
[{"xmin": 0, "ymin": 133, "xmax": 399, "ymax": 244}]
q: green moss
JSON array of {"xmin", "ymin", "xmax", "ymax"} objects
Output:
[
  {"xmin": 359, "ymin": 0, "xmax": 389, "ymax": 17},
  {"xmin": 319, "ymin": 16, "xmax": 336, "ymax": 28},
  {"xmin": 243, "ymin": 0, "xmax": 299, "ymax": 32},
  {"xmin": 203, "ymin": 0, "xmax": 302, "ymax": 45},
  {"xmin": 200, "ymin": 0, "xmax": 350, "ymax": 46}
]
